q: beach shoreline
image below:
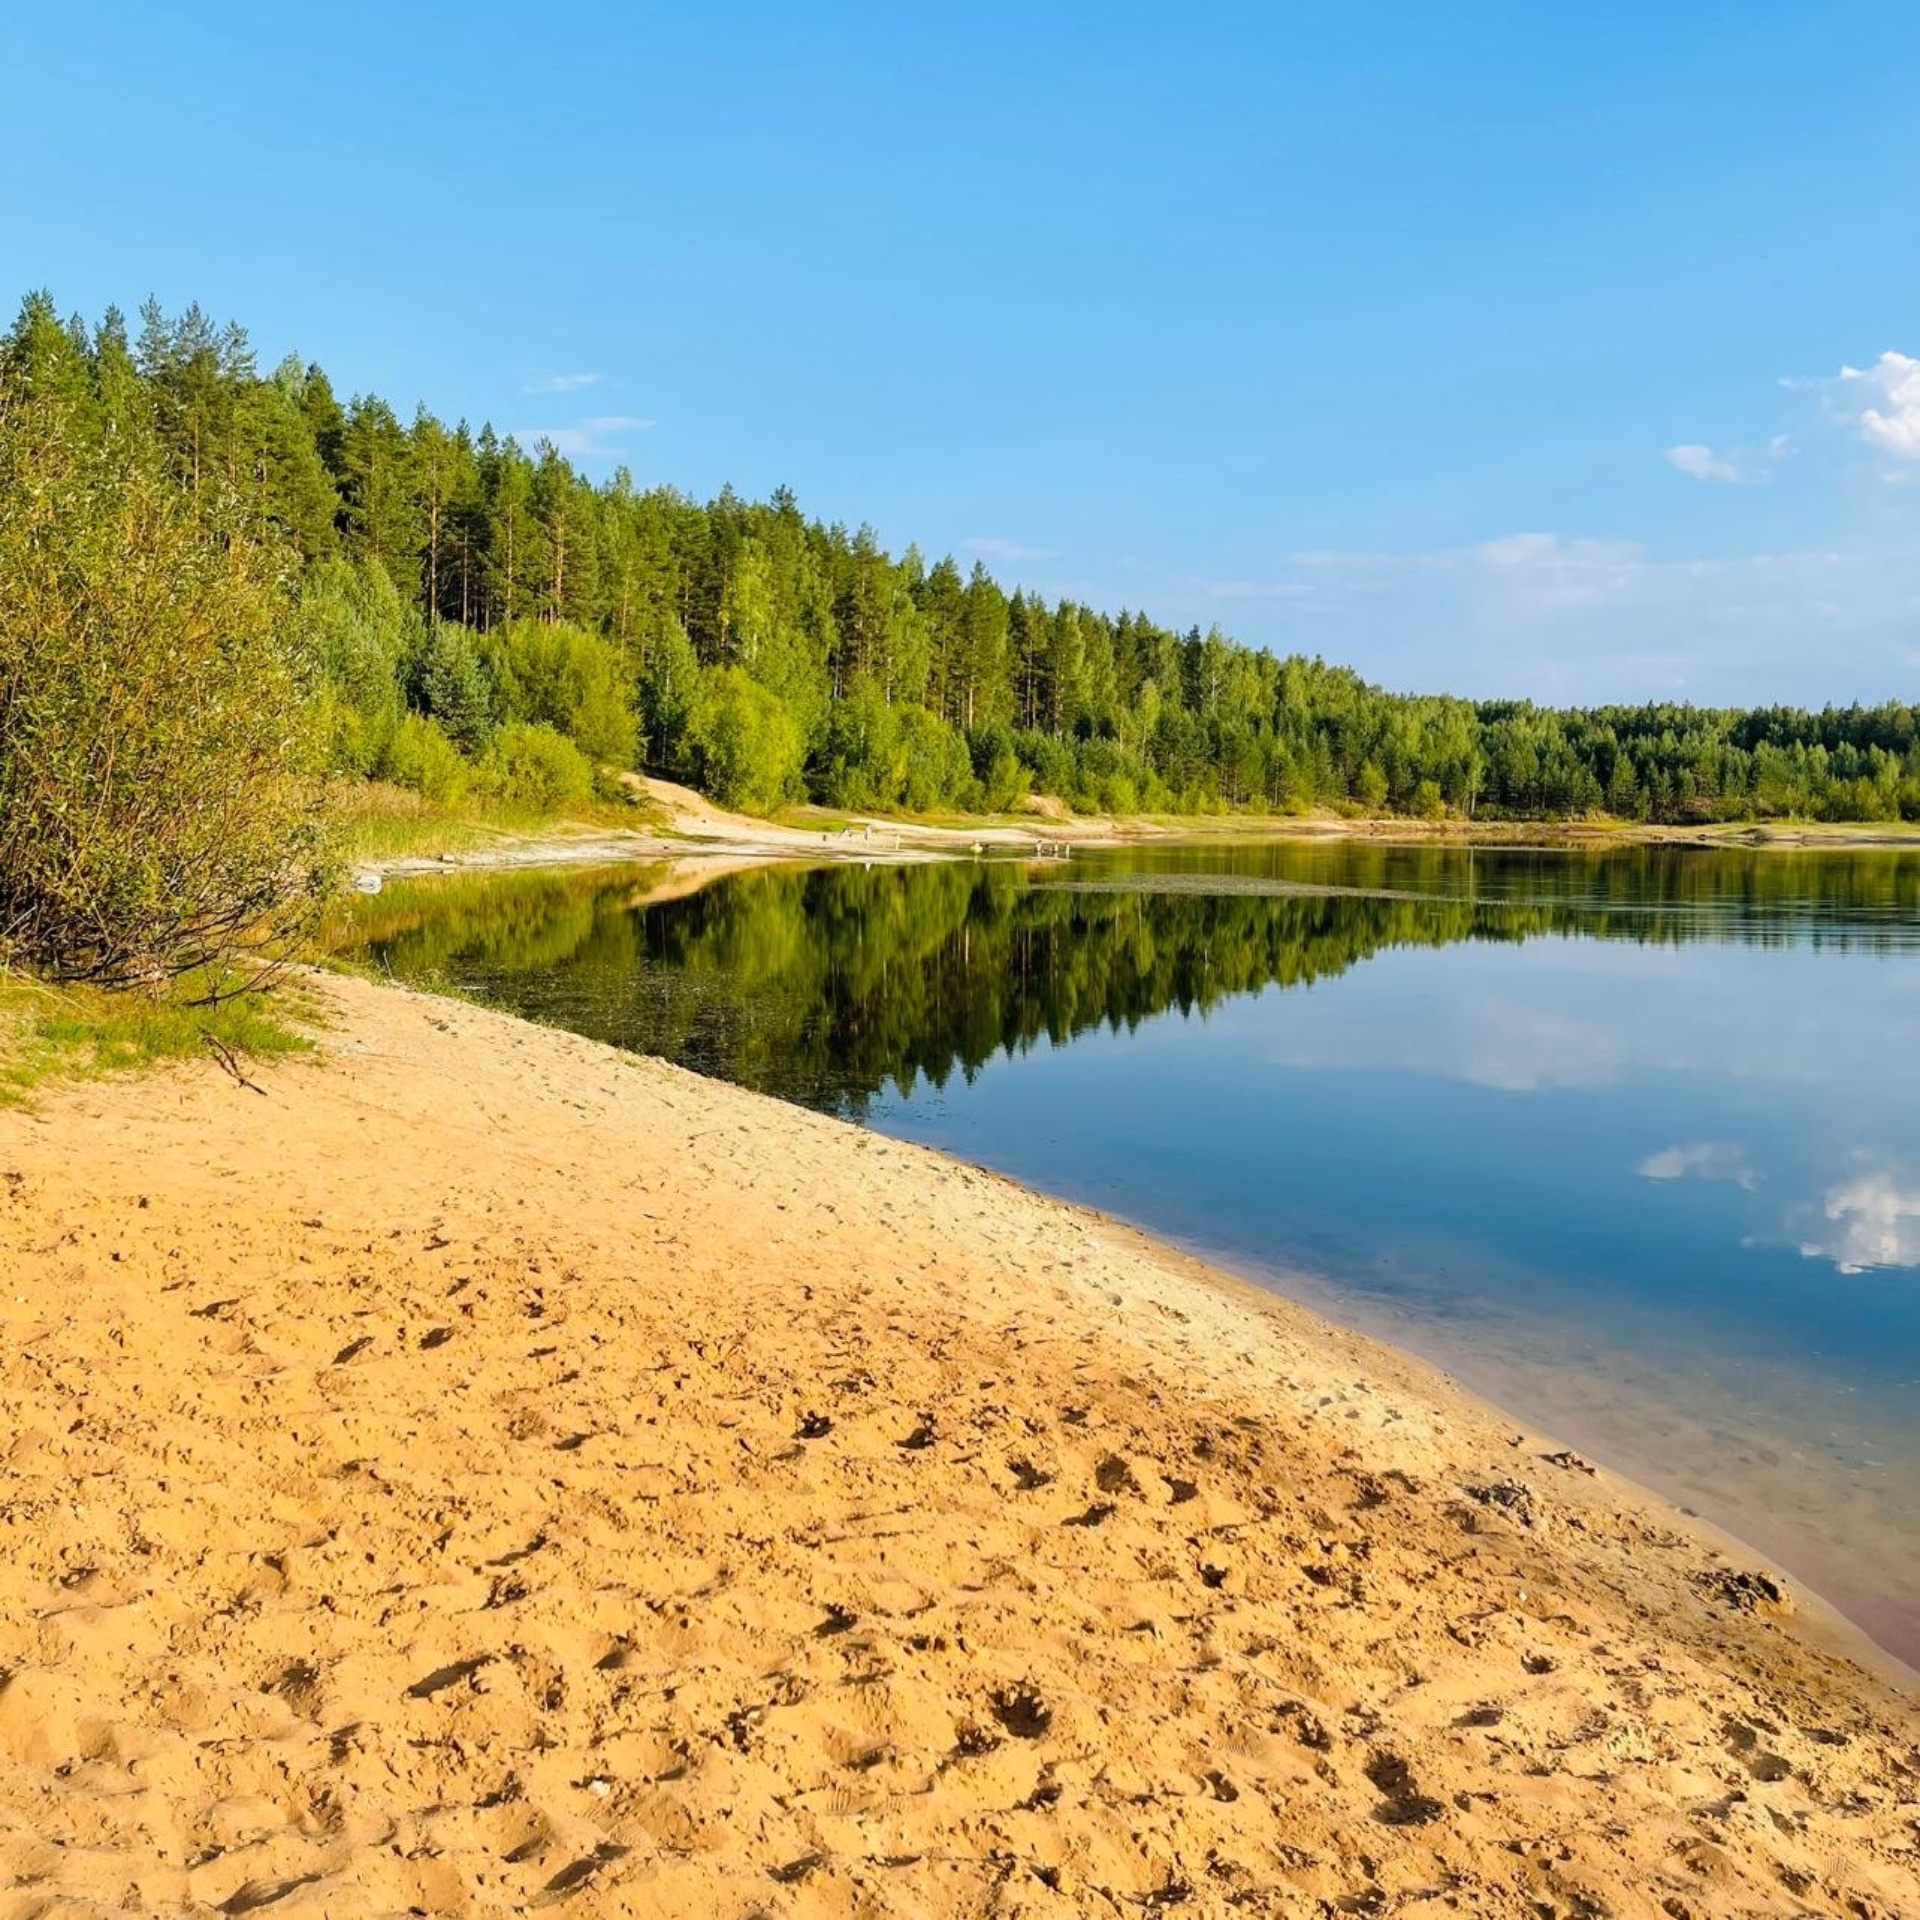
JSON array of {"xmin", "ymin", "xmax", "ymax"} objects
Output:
[
  {"xmin": 1, "ymin": 970, "xmax": 1915, "ymax": 1916},
  {"xmin": 354, "ymin": 776, "xmax": 1920, "ymax": 886}
]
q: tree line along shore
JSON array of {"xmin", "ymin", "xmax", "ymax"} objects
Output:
[{"xmin": 4, "ymin": 286, "xmax": 1920, "ymax": 1001}]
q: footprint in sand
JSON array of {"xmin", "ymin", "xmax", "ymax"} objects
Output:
[
  {"xmin": 1364, "ymin": 1750, "xmax": 1445, "ymax": 1826},
  {"xmin": 989, "ymin": 1683, "xmax": 1052, "ymax": 1739},
  {"xmin": 406, "ymin": 1655, "xmax": 493, "ymax": 1700},
  {"xmin": 1063, "ymin": 1501, "xmax": 1114, "ymax": 1528},
  {"xmin": 541, "ymin": 1841, "xmax": 628, "ymax": 1897}
]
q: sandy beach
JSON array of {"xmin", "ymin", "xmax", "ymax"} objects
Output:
[{"xmin": 1, "ymin": 971, "xmax": 1916, "ymax": 1919}]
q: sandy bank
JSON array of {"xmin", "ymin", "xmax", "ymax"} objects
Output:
[
  {"xmin": 363, "ymin": 777, "xmax": 1125, "ymax": 885},
  {"xmin": 359, "ymin": 774, "xmax": 1920, "ymax": 889},
  {"xmin": 0, "ymin": 976, "xmax": 1915, "ymax": 1919}
]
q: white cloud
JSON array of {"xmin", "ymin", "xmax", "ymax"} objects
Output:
[
  {"xmin": 1844, "ymin": 350, "xmax": 1920, "ymax": 461},
  {"xmin": 512, "ymin": 414, "xmax": 655, "ymax": 459},
  {"xmin": 1664, "ymin": 435, "xmax": 1789, "ymax": 485},
  {"xmin": 1637, "ymin": 1142, "xmax": 1761, "ymax": 1191},
  {"xmin": 1795, "ymin": 351, "xmax": 1920, "ymax": 471},
  {"xmin": 966, "ymin": 537, "xmax": 1060, "ymax": 563},
  {"xmin": 523, "ymin": 371, "xmax": 602, "ymax": 394},
  {"xmin": 1795, "ymin": 1169, "xmax": 1920, "ymax": 1274}
]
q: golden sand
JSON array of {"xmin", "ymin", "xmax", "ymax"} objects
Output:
[{"xmin": 0, "ymin": 971, "xmax": 1914, "ymax": 1917}]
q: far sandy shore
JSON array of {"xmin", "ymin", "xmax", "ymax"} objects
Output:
[
  {"xmin": 358, "ymin": 777, "xmax": 1920, "ymax": 885},
  {"xmin": 1, "ymin": 973, "xmax": 1916, "ymax": 1917}
]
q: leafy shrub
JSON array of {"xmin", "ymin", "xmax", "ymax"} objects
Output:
[
  {"xmin": 376, "ymin": 711, "xmax": 472, "ymax": 806},
  {"xmin": 591, "ymin": 764, "xmax": 638, "ymax": 804},
  {"xmin": 813, "ymin": 680, "xmax": 894, "ymax": 809},
  {"xmin": 480, "ymin": 721, "xmax": 593, "ymax": 809},
  {"xmin": 969, "ymin": 721, "xmax": 1030, "ymax": 814},
  {"xmin": 481, "ymin": 618, "xmax": 636, "ymax": 767},
  {"xmin": 0, "ymin": 389, "xmax": 329, "ymax": 985},
  {"xmin": 688, "ymin": 666, "xmax": 803, "ymax": 813}
]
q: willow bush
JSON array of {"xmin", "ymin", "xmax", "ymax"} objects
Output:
[{"xmin": 0, "ymin": 390, "xmax": 331, "ymax": 987}]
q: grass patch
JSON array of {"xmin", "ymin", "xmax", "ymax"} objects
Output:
[{"xmin": 0, "ymin": 965, "xmax": 318, "ymax": 1104}]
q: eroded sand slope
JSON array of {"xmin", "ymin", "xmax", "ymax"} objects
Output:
[{"xmin": 0, "ymin": 973, "xmax": 1915, "ymax": 1918}]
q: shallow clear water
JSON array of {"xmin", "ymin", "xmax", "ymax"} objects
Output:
[{"xmin": 341, "ymin": 843, "xmax": 1920, "ymax": 1663}]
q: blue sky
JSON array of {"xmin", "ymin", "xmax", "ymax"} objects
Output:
[{"xmin": 4, "ymin": 1, "xmax": 1915, "ymax": 705}]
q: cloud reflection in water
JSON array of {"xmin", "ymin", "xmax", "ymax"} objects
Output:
[
  {"xmin": 1636, "ymin": 1142, "xmax": 1761, "ymax": 1191},
  {"xmin": 1795, "ymin": 1169, "xmax": 1920, "ymax": 1275}
]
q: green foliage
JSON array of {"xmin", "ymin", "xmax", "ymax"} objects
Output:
[
  {"xmin": 0, "ymin": 966, "xmax": 313, "ymax": 1104},
  {"xmin": 639, "ymin": 612, "xmax": 701, "ymax": 774},
  {"xmin": 14, "ymin": 289, "xmax": 1916, "ymax": 832},
  {"xmin": 894, "ymin": 704, "xmax": 975, "ymax": 812},
  {"xmin": 411, "ymin": 623, "xmax": 493, "ymax": 753},
  {"xmin": 480, "ymin": 721, "xmax": 594, "ymax": 809},
  {"xmin": 376, "ymin": 711, "xmax": 472, "ymax": 805},
  {"xmin": 480, "ymin": 618, "xmax": 636, "ymax": 767},
  {"xmin": 688, "ymin": 667, "xmax": 804, "ymax": 813},
  {"xmin": 969, "ymin": 721, "xmax": 1031, "ymax": 813},
  {"xmin": 301, "ymin": 558, "xmax": 412, "ymax": 774},
  {"xmin": 0, "ymin": 382, "xmax": 330, "ymax": 984}
]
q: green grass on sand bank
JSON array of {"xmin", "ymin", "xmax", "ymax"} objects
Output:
[{"xmin": 0, "ymin": 967, "xmax": 319, "ymax": 1105}]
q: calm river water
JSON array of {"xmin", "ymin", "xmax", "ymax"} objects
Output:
[{"xmin": 342, "ymin": 842, "xmax": 1920, "ymax": 1665}]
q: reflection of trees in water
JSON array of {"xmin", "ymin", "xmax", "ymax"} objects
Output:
[{"xmin": 343, "ymin": 847, "xmax": 1920, "ymax": 1115}]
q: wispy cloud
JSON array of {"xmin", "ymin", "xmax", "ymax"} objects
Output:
[
  {"xmin": 965, "ymin": 537, "xmax": 1060, "ymax": 563},
  {"xmin": 1267, "ymin": 990, "xmax": 1626, "ymax": 1092},
  {"xmin": 1198, "ymin": 579, "xmax": 1314, "ymax": 601},
  {"xmin": 513, "ymin": 414, "xmax": 655, "ymax": 459},
  {"xmin": 1664, "ymin": 436, "xmax": 1789, "ymax": 485},
  {"xmin": 1280, "ymin": 533, "xmax": 1647, "ymax": 617},
  {"xmin": 523, "ymin": 371, "xmax": 602, "ymax": 394},
  {"xmin": 1471, "ymin": 532, "xmax": 1645, "ymax": 612},
  {"xmin": 1176, "ymin": 532, "xmax": 1918, "ymax": 704}
]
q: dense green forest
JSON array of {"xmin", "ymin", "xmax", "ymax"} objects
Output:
[
  {"xmin": 344, "ymin": 847, "xmax": 1920, "ymax": 1113},
  {"xmin": 7, "ymin": 289, "xmax": 1919, "ymax": 830}
]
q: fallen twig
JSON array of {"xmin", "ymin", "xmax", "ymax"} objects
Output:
[{"xmin": 202, "ymin": 1033, "xmax": 268, "ymax": 1096}]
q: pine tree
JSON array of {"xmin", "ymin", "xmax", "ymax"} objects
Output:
[{"xmin": 338, "ymin": 395, "xmax": 419, "ymax": 585}]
